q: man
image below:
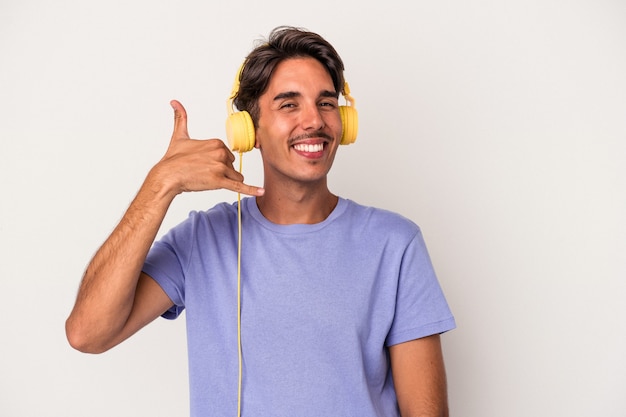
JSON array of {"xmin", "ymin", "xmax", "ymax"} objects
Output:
[{"xmin": 66, "ymin": 26, "xmax": 456, "ymax": 416}]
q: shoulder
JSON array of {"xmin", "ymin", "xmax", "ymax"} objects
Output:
[
  {"xmin": 190, "ymin": 201, "xmax": 237, "ymax": 222},
  {"xmin": 163, "ymin": 201, "xmax": 238, "ymax": 239},
  {"xmin": 341, "ymin": 199, "xmax": 421, "ymax": 237}
]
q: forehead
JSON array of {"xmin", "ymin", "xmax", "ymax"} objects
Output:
[{"xmin": 265, "ymin": 57, "xmax": 336, "ymax": 94}]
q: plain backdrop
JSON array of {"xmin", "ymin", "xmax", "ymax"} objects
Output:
[{"xmin": 1, "ymin": 0, "xmax": 624, "ymax": 416}]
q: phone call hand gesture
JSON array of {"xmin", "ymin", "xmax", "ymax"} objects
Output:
[{"xmin": 151, "ymin": 100, "xmax": 264, "ymax": 198}]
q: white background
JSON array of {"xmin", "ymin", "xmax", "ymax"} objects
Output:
[{"xmin": 1, "ymin": 0, "xmax": 624, "ymax": 416}]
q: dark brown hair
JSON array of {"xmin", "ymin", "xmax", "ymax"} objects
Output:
[{"xmin": 233, "ymin": 26, "xmax": 345, "ymax": 126}]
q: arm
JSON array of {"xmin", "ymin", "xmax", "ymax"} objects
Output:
[
  {"xmin": 389, "ymin": 334, "xmax": 449, "ymax": 417},
  {"xmin": 65, "ymin": 100, "xmax": 264, "ymax": 353}
]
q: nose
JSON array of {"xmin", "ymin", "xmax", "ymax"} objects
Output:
[{"xmin": 300, "ymin": 103, "xmax": 325, "ymax": 131}]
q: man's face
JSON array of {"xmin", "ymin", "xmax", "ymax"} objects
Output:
[{"xmin": 255, "ymin": 57, "xmax": 343, "ymax": 187}]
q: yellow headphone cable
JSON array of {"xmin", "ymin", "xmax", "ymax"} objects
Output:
[{"xmin": 236, "ymin": 152, "xmax": 244, "ymax": 417}]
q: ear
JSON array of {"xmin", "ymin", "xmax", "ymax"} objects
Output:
[{"xmin": 254, "ymin": 129, "xmax": 261, "ymax": 149}]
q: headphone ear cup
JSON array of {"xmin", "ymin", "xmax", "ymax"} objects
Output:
[
  {"xmin": 339, "ymin": 106, "xmax": 358, "ymax": 145},
  {"xmin": 226, "ymin": 111, "xmax": 256, "ymax": 153}
]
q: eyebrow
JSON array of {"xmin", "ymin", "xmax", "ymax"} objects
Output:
[{"xmin": 273, "ymin": 89, "xmax": 339, "ymax": 101}]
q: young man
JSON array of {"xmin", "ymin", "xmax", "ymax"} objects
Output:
[{"xmin": 66, "ymin": 26, "xmax": 456, "ymax": 416}]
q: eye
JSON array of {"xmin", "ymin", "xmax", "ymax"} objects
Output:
[{"xmin": 319, "ymin": 100, "xmax": 337, "ymax": 109}]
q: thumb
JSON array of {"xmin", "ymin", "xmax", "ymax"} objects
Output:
[{"xmin": 170, "ymin": 99, "xmax": 190, "ymax": 140}]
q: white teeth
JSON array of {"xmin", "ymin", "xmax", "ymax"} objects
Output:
[{"xmin": 293, "ymin": 143, "xmax": 324, "ymax": 153}]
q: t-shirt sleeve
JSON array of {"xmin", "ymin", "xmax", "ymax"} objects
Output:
[
  {"xmin": 142, "ymin": 216, "xmax": 196, "ymax": 320},
  {"xmin": 385, "ymin": 229, "xmax": 456, "ymax": 346}
]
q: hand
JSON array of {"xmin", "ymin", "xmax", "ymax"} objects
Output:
[{"xmin": 152, "ymin": 100, "xmax": 264, "ymax": 197}]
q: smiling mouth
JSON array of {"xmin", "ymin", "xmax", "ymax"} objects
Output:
[{"xmin": 293, "ymin": 143, "xmax": 325, "ymax": 153}]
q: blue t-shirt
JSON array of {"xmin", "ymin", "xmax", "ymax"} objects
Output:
[{"xmin": 143, "ymin": 197, "xmax": 455, "ymax": 417}]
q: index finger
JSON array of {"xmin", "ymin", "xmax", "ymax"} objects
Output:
[{"xmin": 170, "ymin": 99, "xmax": 190, "ymax": 140}]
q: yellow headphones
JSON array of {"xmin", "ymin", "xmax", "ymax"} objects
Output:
[{"xmin": 225, "ymin": 62, "xmax": 359, "ymax": 152}]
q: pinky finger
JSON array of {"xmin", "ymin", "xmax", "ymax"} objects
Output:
[{"xmin": 225, "ymin": 180, "xmax": 265, "ymax": 197}]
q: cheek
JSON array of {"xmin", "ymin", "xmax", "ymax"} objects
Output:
[
  {"xmin": 254, "ymin": 124, "xmax": 283, "ymax": 151},
  {"xmin": 257, "ymin": 117, "xmax": 294, "ymax": 147},
  {"xmin": 328, "ymin": 112, "xmax": 343, "ymax": 138}
]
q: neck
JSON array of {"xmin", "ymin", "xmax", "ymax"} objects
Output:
[{"xmin": 256, "ymin": 180, "xmax": 338, "ymax": 225}]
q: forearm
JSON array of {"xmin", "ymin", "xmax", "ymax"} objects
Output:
[{"xmin": 65, "ymin": 169, "xmax": 177, "ymax": 352}]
